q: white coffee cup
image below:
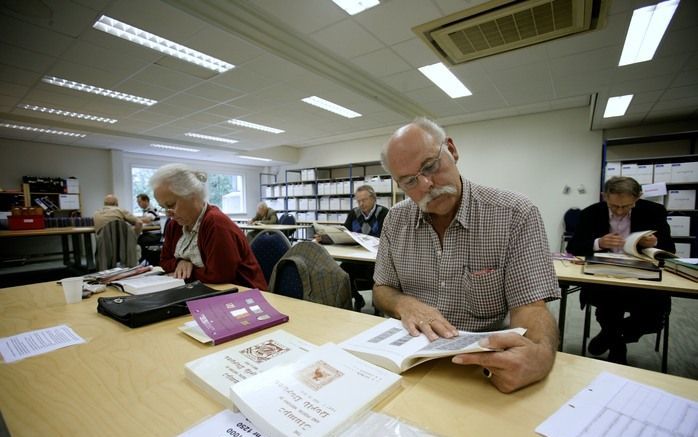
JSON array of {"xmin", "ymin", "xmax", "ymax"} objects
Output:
[{"xmin": 61, "ymin": 277, "xmax": 84, "ymax": 304}]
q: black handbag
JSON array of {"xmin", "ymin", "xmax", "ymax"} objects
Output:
[{"xmin": 97, "ymin": 281, "xmax": 238, "ymax": 328}]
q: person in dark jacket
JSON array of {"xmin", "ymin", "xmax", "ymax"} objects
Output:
[
  {"xmin": 341, "ymin": 184, "xmax": 388, "ymax": 311},
  {"xmin": 566, "ymin": 176, "xmax": 675, "ymax": 364}
]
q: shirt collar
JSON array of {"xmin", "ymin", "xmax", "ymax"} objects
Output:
[
  {"xmin": 185, "ymin": 202, "xmax": 208, "ymax": 233},
  {"xmin": 361, "ymin": 203, "xmax": 377, "ymax": 220}
]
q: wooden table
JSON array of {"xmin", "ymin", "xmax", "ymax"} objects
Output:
[
  {"xmin": 2, "ymin": 281, "xmax": 697, "ymax": 437},
  {"xmin": 0, "ymin": 225, "xmax": 161, "ymax": 272},
  {"xmin": 554, "ymin": 259, "xmax": 698, "ymax": 352}
]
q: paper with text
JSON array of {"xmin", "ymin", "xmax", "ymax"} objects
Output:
[
  {"xmin": 178, "ymin": 410, "xmax": 268, "ymax": 437},
  {"xmin": 535, "ymin": 372, "xmax": 698, "ymax": 437},
  {"xmin": 0, "ymin": 324, "xmax": 86, "ymax": 363}
]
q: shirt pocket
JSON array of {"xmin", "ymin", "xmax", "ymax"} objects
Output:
[{"xmin": 462, "ymin": 268, "xmax": 506, "ymax": 319}]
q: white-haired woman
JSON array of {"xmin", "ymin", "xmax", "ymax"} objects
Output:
[{"xmin": 150, "ymin": 164, "xmax": 267, "ymax": 289}]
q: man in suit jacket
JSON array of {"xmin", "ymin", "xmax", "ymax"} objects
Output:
[{"xmin": 566, "ymin": 176, "xmax": 675, "ymax": 364}]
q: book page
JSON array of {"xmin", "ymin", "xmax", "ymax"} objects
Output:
[
  {"xmin": 313, "ymin": 222, "xmax": 355, "ymax": 244},
  {"xmin": 0, "ymin": 325, "xmax": 86, "ymax": 363},
  {"xmin": 536, "ymin": 372, "xmax": 698, "ymax": 437},
  {"xmin": 178, "ymin": 410, "xmax": 267, "ymax": 437},
  {"xmin": 345, "ymin": 230, "xmax": 380, "ymax": 253},
  {"xmin": 622, "ymin": 230, "xmax": 655, "ymax": 258}
]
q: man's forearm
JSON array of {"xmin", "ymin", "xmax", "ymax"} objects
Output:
[
  {"xmin": 510, "ymin": 301, "xmax": 559, "ymax": 352},
  {"xmin": 372, "ymin": 284, "xmax": 405, "ymax": 318}
]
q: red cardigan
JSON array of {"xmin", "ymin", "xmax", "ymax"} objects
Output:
[{"xmin": 161, "ymin": 205, "xmax": 267, "ymax": 289}]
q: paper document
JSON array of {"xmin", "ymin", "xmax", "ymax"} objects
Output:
[
  {"xmin": 178, "ymin": 410, "xmax": 267, "ymax": 437},
  {"xmin": 535, "ymin": 372, "xmax": 698, "ymax": 437},
  {"xmin": 0, "ymin": 324, "xmax": 86, "ymax": 363}
]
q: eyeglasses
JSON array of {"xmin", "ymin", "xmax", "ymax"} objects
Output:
[
  {"xmin": 608, "ymin": 202, "xmax": 635, "ymax": 211},
  {"xmin": 397, "ymin": 142, "xmax": 445, "ymax": 190}
]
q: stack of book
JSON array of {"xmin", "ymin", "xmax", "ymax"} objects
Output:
[{"xmin": 663, "ymin": 258, "xmax": 698, "ymax": 282}]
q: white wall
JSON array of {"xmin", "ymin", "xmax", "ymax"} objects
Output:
[
  {"xmin": 281, "ymin": 107, "xmax": 603, "ymax": 250},
  {"xmin": 0, "ymin": 138, "xmax": 112, "ymax": 216}
]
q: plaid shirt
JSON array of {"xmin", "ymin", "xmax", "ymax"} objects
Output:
[{"xmin": 374, "ymin": 179, "xmax": 560, "ymax": 331}]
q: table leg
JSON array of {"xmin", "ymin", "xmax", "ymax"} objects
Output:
[
  {"xmin": 84, "ymin": 234, "xmax": 95, "ymax": 271},
  {"xmin": 61, "ymin": 235, "xmax": 70, "ymax": 266},
  {"xmin": 71, "ymin": 234, "xmax": 83, "ymax": 268},
  {"xmin": 558, "ymin": 285, "xmax": 568, "ymax": 352}
]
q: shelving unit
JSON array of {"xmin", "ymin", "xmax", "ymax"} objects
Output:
[
  {"xmin": 260, "ymin": 161, "xmax": 403, "ymax": 224},
  {"xmin": 603, "ymin": 132, "xmax": 697, "ymax": 257},
  {"xmin": 0, "ymin": 178, "xmax": 82, "ymax": 216}
]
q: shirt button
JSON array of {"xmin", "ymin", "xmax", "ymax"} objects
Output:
[
  {"xmin": 437, "ymin": 250, "xmax": 442, "ymax": 256},
  {"xmin": 440, "ymin": 281, "xmax": 445, "ymax": 287}
]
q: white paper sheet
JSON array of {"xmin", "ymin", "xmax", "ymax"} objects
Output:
[
  {"xmin": 178, "ymin": 410, "xmax": 267, "ymax": 437},
  {"xmin": 0, "ymin": 324, "xmax": 86, "ymax": 363},
  {"xmin": 536, "ymin": 372, "xmax": 698, "ymax": 437}
]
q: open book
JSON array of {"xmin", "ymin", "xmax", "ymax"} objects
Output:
[
  {"xmin": 114, "ymin": 274, "xmax": 185, "ymax": 295},
  {"xmin": 339, "ymin": 318, "xmax": 526, "ymax": 374},
  {"xmin": 603, "ymin": 230, "xmax": 678, "ymax": 263},
  {"xmin": 313, "ymin": 222, "xmax": 380, "ymax": 253}
]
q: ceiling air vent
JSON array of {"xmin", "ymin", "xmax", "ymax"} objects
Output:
[{"xmin": 414, "ymin": 0, "xmax": 608, "ymax": 65}]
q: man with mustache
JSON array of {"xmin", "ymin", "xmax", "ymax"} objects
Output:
[{"xmin": 373, "ymin": 117, "xmax": 560, "ymax": 393}]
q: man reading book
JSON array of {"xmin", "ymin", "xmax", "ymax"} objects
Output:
[
  {"xmin": 374, "ymin": 117, "xmax": 560, "ymax": 394},
  {"xmin": 566, "ymin": 176, "xmax": 675, "ymax": 364}
]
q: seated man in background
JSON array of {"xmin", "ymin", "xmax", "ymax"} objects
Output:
[
  {"xmin": 566, "ymin": 176, "xmax": 675, "ymax": 364},
  {"xmin": 94, "ymin": 194, "xmax": 143, "ymax": 234},
  {"xmin": 247, "ymin": 201, "xmax": 278, "ymax": 241},
  {"xmin": 93, "ymin": 194, "xmax": 143, "ymax": 269},
  {"xmin": 136, "ymin": 193, "xmax": 162, "ymax": 265},
  {"xmin": 374, "ymin": 117, "xmax": 560, "ymax": 393},
  {"xmin": 150, "ymin": 163, "xmax": 267, "ymax": 289},
  {"xmin": 341, "ymin": 184, "xmax": 388, "ymax": 311}
]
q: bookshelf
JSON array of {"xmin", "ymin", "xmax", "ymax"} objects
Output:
[
  {"xmin": 603, "ymin": 132, "xmax": 697, "ymax": 257},
  {"xmin": 261, "ymin": 161, "xmax": 403, "ymax": 224}
]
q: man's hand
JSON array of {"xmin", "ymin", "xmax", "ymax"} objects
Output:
[
  {"xmin": 394, "ymin": 295, "xmax": 459, "ymax": 340},
  {"xmin": 638, "ymin": 234, "xmax": 657, "ymax": 248},
  {"xmin": 598, "ymin": 232, "xmax": 625, "ymax": 250},
  {"xmin": 173, "ymin": 259, "xmax": 193, "ymax": 279},
  {"xmin": 451, "ymin": 332, "xmax": 555, "ymax": 393}
]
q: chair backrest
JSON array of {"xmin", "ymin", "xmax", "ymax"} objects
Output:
[
  {"xmin": 278, "ymin": 213, "xmax": 296, "ymax": 237},
  {"xmin": 268, "ymin": 241, "xmax": 351, "ymax": 310},
  {"xmin": 95, "ymin": 219, "xmax": 139, "ymax": 270},
  {"xmin": 563, "ymin": 208, "xmax": 581, "ymax": 236},
  {"xmin": 249, "ymin": 229, "xmax": 292, "ymax": 283}
]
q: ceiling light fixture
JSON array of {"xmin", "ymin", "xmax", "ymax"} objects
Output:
[
  {"xmin": 301, "ymin": 96, "xmax": 361, "ymax": 118},
  {"xmin": 238, "ymin": 155, "xmax": 272, "ymax": 162},
  {"xmin": 0, "ymin": 122, "xmax": 86, "ymax": 137},
  {"xmin": 42, "ymin": 75, "xmax": 157, "ymax": 106},
  {"xmin": 418, "ymin": 63, "xmax": 472, "ymax": 98},
  {"xmin": 331, "ymin": 0, "xmax": 379, "ymax": 15},
  {"xmin": 184, "ymin": 132, "xmax": 238, "ymax": 144},
  {"xmin": 150, "ymin": 144, "xmax": 199, "ymax": 152},
  {"xmin": 603, "ymin": 95, "xmax": 634, "ymax": 118},
  {"xmin": 93, "ymin": 15, "xmax": 234, "ymax": 73},
  {"xmin": 17, "ymin": 104, "xmax": 118, "ymax": 124},
  {"xmin": 618, "ymin": 0, "xmax": 680, "ymax": 66},
  {"xmin": 227, "ymin": 119, "xmax": 285, "ymax": 134}
]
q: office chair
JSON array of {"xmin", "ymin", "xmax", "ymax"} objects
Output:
[
  {"xmin": 268, "ymin": 241, "xmax": 352, "ymax": 309},
  {"xmin": 581, "ymin": 299, "xmax": 670, "ymax": 373},
  {"xmin": 560, "ymin": 208, "xmax": 581, "ymax": 251},
  {"xmin": 249, "ymin": 229, "xmax": 292, "ymax": 284},
  {"xmin": 278, "ymin": 213, "xmax": 297, "ymax": 239}
]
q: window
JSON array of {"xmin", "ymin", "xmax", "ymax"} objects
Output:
[
  {"xmin": 130, "ymin": 167, "xmax": 246, "ymax": 215},
  {"xmin": 131, "ymin": 167, "xmax": 157, "ymax": 212},
  {"xmin": 208, "ymin": 173, "xmax": 245, "ymax": 214}
]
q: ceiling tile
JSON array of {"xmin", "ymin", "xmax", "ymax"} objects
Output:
[
  {"xmin": 352, "ymin": 48, "xmax": 412, "ymax": 78},
  {"xmin": 254, "ymin": 0, "xmax": 345, "ymax": 35},
  {"xmin": 309, "ymin": 19, "xmax": 383, "ymax": 59},
  {"xmin": 354, "ymin": 0, "xmax": 442, "ymax": 46}
]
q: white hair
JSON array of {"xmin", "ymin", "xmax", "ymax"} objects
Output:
[
  {"xmin": 149, "ymin": 163, "xmax": 208, "ymax": 200},
  {"xmin": 381, "ymin": 116, "xmax": 446, "ymax": 174}
]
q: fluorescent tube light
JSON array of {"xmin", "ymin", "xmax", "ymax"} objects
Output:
[
  {"xmin": 93, "ymin": 15, "xmax": 234, "ymax": 73},
  {"xmin": 238, "ymin": 155, "xmax": 272, "ymax": 162},
  {"xmin": 17, "ymin": 104, "xmax": 118, "ymax": 124},
  {"xmin": 301, "ymin": 96, "xmax": 361, "ymax": 118},
  {"xmin": 618, "ymin": 0, "xmax": 680, "ymax": 66},
  {"xmin": 603, "ymin": 95, "xmax": 634, "ymax": 118},
  {"xmin": 418, "ymin": 63, "xmax": 472, "ymax": 98},
  {"xmin": 227, "ymin": 119, "xmax": 285, "ymax": 134},
  {"xmin": 42, "ymin": 75, "xmax": 157, "ymax": 106},
  {"xmin": 0, "ymin": 122, "xmax": 86, "ymax": 137},
  {"xmin": 184, "ymin": 132, "xmax": 238, "ymax": 144},
  {"xmin": 332, "ymin": 0, "xmax": 379, "ymax": 15},
  {"xmin": 150, "ymin": 144, "xmax": 199, "ymax": 152}
]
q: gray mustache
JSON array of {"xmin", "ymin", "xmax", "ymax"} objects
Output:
[{"xmin": 418, "ymin": 185, "xmax": 457, "ymax": 211}]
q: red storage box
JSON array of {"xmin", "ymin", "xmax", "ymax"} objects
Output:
[{"xmin": 8, "ymin": 215, "xmax": 45, "ymax": 230}]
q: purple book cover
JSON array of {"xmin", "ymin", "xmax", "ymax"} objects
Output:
[{"xmin": 186, "ymin": 289, "xmax": 289, "ymax": 345}]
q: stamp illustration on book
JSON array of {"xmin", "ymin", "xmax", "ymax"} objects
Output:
[
  {"xmin": 241, "ymin": 339, "xmax": 290, "ymax": 363},
  {"xmin": 297, "ymin": 360, "xmax": 343, "ymax": 391}
]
